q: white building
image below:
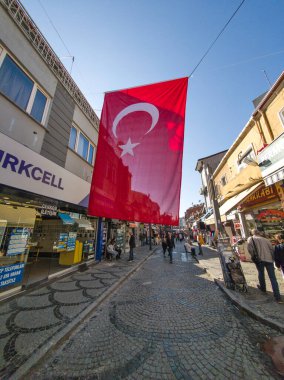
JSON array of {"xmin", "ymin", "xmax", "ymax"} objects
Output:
[{"xmin": 0, "ymin": 0, "xmax": 100, "ymax": 294}]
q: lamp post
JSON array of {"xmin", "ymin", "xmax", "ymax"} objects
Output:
[{"xmin": 149, "ymin": 223, "xmax": 152, "ymax": 250}]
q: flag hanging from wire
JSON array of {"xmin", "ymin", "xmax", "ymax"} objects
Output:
[{"xmin": 88, "ymin": 77, "xmax": 188, "ymax": 225}]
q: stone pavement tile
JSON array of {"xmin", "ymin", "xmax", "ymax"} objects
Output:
[
  {"xmin": 0, "ymin": 245, "xmax": 154, "ymax": 379},
  {"xmin": 196, "ymin": 245, "xmax": 284, "ymax": 332}
]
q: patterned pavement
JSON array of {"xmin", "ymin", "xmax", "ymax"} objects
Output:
[
  {"xmin": 195, "ymin": 245, "xmax": 284, "ymax": 330},
  {"xmin": 27, "ymin": 242, "xmax": 281, "ymax": 379},
  {"xmin": 0, "ymin": 246, "xmax": 152, "ymax": 379}
]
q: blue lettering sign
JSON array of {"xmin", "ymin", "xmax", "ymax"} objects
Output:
[
  {"xmin": 0, "ymin": 263, "xmax": 25, "ymax": 288},
  {"xmin": 0, "ymin": 150, "xmax": 64, "ymax": 190}
]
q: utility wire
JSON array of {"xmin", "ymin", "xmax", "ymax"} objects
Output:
[
  {"xmin": 189, "ymin": 0, "xmax": 246, "ymax": 77},
  {"xmin": 37, "ymin": 0, "xmax": 73, "ymax": 59}
]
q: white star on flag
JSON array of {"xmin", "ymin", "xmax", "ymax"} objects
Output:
[{"xmin": 119, "ymin": 138, "xmax": 140, "ymax": 157}]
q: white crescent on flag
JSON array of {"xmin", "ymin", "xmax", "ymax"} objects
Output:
[{"xmin": 112, "ymin": 102, "xmax": 159, "ymax": 138}]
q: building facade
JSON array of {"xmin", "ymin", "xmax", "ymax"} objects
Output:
[
  {"xmin": 211, "ymin": 71, "xmax": 284, "ymax": 246},
  {"xmin": 0, "ymin": 0, "xmax": 100, "ymax": 294},
  {"xmin": 195, "ymin": 150, "xmax": 227, "ymax": 230}
]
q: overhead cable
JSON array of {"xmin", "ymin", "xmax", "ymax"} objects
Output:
[{"xmin": 189, "ymin": 0, "xmax": 246, "ymax": 77}]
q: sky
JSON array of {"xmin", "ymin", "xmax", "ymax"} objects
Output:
[{"xmin": 21, "ymin": 0, "xmax": 284, "ymax": 217}]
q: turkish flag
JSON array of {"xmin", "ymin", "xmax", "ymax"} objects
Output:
[{"xmin": 88, "ymin": 77, "xmax": 188, "ymax": 226}]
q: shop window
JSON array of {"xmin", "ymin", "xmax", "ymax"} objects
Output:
[
  {"xmin": 0, "ymin": 49, "xmax": 49, "ymax": 125},
  {"xmin": 69, "ymin": 124, "xmax": 96, "ymax": 165},
  {"xmin": 279, "ymin": 107, "xmax": 284, "ymax": 126}
]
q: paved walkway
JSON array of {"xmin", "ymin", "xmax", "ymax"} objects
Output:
[
  {"xmin": 0, "ymin": 245, "xmax": 154, "ymax": 379},
  {"xmin": 28, "ymin": 241, "xmax": 281, "ymax": 379},
  {"xmin": 194, "ymin": 244, "xmax": 284, "ymax": 332},
  {"xmin": 0, "ymin": 242, "xmax": 283, "ymax": 379}
]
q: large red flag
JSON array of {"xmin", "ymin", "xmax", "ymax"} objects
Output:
[{"xmin": 88, "ymin": 77, "xmax": 188, "ymax": 225}]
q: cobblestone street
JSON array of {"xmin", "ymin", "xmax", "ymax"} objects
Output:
[{"xmin": 28, "ymin": 241, "xmax": 281, "ymax": 380}]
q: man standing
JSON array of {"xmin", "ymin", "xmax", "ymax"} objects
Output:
[
  {"xmin": 247, "ymin": 229, "xmax": 282, "ymax": 303},
  {"xmin": 166, "ymin": 232, "xmax": 175, "ymax": 264},
  {"xmin": 128, "ymin": 232, "xmax": 135, "ymax": 262}
]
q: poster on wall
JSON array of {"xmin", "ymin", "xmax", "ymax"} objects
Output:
[
  {"xmin": 0, "ymin": 263, "xmax": 25, "ymax": 288},
  {"xmin": 7, "ymin": 228, "xmax": 29, "ymax": 256},
  {"xmin": 57, "ymin": 233, "xmax": 68, "ymax": 252},
  {"xmin": 67, "ymin": 232, "xmax": 77, "ymax": 252}
]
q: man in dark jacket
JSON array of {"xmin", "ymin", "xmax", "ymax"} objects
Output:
[
  {"xmin": 166, "ymin": 232, "xmax": 175, "ymax": 264},
  {"xmin": 128, "ymin": 233, "xmax": 135, "ymax": 261}
]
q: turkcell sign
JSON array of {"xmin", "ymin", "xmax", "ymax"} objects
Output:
[
  {"xmin": 0, "ymin": 150, "xmax": 64, "ymax": 190},
  {"xmin": 0, "ymin": 132, "xmax": 90, "ymax": 205}
]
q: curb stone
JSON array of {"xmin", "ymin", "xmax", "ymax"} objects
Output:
[{"xmin": 214, "ymin": 279, "xmax": 284, "ymax": 334}]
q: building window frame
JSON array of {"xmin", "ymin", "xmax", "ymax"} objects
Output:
[
  {"xmin": 279, "ymin": 107, "xmax": 284, "ymax": 127},
  {"xmin": 0, "ymin": 46, "xmax": 50, "ymax": 125},
  {"xmin": 68, "ymin": 123, "xmax": 96, "ymax": 165},
  {"xmin": 220, "ymin": 175, "xmax": 227, "ymax": 187}
]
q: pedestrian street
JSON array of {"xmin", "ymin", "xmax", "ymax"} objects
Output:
[{"xmin": 30, "ymin": 240, "xmax": 281, "ymax": 380}]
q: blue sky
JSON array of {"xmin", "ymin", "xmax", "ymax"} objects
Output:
[{"xmin": 21, "ymin": 0, "xmax": 284, "ymax": 217}]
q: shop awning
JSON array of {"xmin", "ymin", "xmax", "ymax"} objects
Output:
[
  {"xmin": 204, "ymin": 214, "xmax": 226, "ymax": 226},
  {"xmin": 201, "ymin": 208, "xmax": 213, "ymax": 221},
  {"xmin": 73, "ymin": 218, "xmax": 94, "ymax": 230},
  {"xmin": 219, "ymin": 183, "xmax": 262, "ymax": 216},
  {"xmin": 58, "ymin": 212, "xmax": 75, "ymax": 225}
]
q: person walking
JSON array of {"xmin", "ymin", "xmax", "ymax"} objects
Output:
[
  {"xmin": 247, "ymin": 229, "xmax": 282, "ymax": 303},
  {"xmin": 162, "ymin": 237, "xmax": 167, "ymax": 257},
  {"xmin": 166, "ymin": 232, "xmax": 175, "ymax": 264},
  {"xmin": 128, "ymin": 232, "xmax": 135, "ymax": 262},
  {"xmin": 197, "ymin": 231, "xmax": 204, "ymax": 255},
  {"xmin": 274, "ymin": 233, "xmax": 284, "ymax": 280}
]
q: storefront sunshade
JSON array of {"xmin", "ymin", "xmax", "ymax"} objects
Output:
[
  {"xmin": 58, "ymin": 212, "xmax": 75, "ymax": 225},
  {"xmin": 201, "ymin": 208, "xmax": 213, "ymax": 221},
  {"xmin": 219, "ymin": 182, "xmax": 262, "ymax": 216},
  {"xmin": 73, "ymin": 218, "xmax": 94, "ymax": 230}
]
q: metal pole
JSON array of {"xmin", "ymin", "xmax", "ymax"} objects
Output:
[
  {"xmin": 149, "ymin": 223, "xmax": 152, "ymax": 250},
  {"xmin": 206, "ymin": 164, "xmax": 225, "ymax": 236}
]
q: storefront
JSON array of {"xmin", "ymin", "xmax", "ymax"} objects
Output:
[
  {"xmin": 238, "ymin": 184, "xmax": 283, "ymax": 243},
  {"xmin": 0, "ymin": 132, "xmax": 94, "ymax": 295}
]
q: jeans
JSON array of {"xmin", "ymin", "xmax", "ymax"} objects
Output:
[
  {"xmin": 129, "ymin": 247, "xmax": 134, "ymax": 261},
  {"xmin": 256, "ymin": 261, "xmax": 281, "ymax": 301},
  {"xmin": 198, "ymin": 243, "xmax": 203, "ymax": 255},
  {"xmin": 168, "ymin": 247, "xmax": 173, "ymax": 263}
]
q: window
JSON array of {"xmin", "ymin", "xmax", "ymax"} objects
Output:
[
  {"xmin": 69, "ymin": 125, "xmax": 95, "ymax": 165},
  {"xmin": 77, "ymin": 133, "xmax": 89, "ymax": 160},
  {"xmin": 30, "ymin": 89, "xmax": 47, "ymax": 123},
  {"xmin": 0, "ymin": 55, "xmax": 33, "ymax": 110},
  {"xmin": 220, "ymin": 175, "xmax": 227, "ymax": 187},
  {"xmin": 88, "ymin": 144, "xmax": 94, "ymax": 164},
  {"xmin": 69, "ymin": 126, "xmax": 77, "ymax": 150},
  {"xmin": 279, "ymin": 107, "xmax": 284, "ymax": 126},
  {"xmin": 0, "ymin": 49, "xmax": 49, "ymax": 124}
]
